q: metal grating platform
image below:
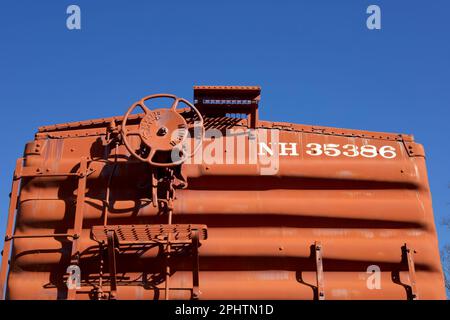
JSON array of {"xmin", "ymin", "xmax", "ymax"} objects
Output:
[{"xmin": 91, "ymin": 224, "xmax": 208, "ymax": 245}]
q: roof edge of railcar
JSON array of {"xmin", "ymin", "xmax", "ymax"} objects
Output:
[{"xmin": 36, "ymin": 114, "xmax": 414, "ymax": 143}]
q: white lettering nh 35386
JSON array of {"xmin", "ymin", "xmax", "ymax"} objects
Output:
[
  {"xmin": 257, "ymin": 142, "xmax": 397, "ymax": 159},
  {"xmin": 258, "ymin": 142, "xmax": 299, "ymax": 156}
]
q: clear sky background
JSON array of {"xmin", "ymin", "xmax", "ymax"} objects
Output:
[{"xmin": 0, "ymin": 0, "xmax": 449, "ymax": 288}]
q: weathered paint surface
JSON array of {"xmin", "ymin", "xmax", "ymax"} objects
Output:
[{"xmin": 0, "ymin": 90, "xmax": 446, "ymax": 300}]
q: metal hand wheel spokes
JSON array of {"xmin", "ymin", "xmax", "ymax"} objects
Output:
[{"xmin": 121, "ymin": 94, "xmax": 204, "ymax": 167}]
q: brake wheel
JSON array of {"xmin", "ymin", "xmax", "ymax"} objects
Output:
[{"xmin": 121, "ymin": 94, "xmax": 204, "ymax": 167}]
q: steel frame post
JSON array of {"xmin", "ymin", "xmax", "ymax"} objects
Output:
[
  {"xmin": 0, "ymin": 158, "xmax": 23, "ymax": 300},
  {"xmin": 107, "ymin": 230, "xmax": 118, "ymax": 299},
  {"xmin": 192, "ymin": 229, "xmax": 200, "ymax": 300},
  {"xmin": 67, "ymin": 157, "xmax": 88, "ymax": 300}
]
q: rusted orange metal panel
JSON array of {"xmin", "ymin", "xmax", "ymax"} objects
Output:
[{"xmin": 0, "ymin": 86, "xmax": 446, "ymax": 300}]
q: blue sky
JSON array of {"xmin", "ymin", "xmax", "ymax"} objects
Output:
[{"xmin": 0, "ymin": 0, "xmax": 449, "ymax": 275}]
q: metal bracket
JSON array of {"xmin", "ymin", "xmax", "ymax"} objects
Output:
[
  {"xmin": 107, "ymin": 230, "xmax": 118, "ymax": 300},
  {"xmin": 314, "ymin": 241, "xmax": 325, "ymax": 300},
  {"xmin": 151, "ymin": 169, "xmax": 158, "ymax": 207},
  {"xmin": 101, "ymin": 120, "xmax": 119, "ymax": 146},
  {"xmin": 399, "ymin": 135, "xmax": 425, "ymax": 157},
  {"xmin": 191, "ymin": 229, "xmax": 200, "ymax": 300},
  {"xmin": 404, "ymin": 244, "xmax": 418, "ymax": 300}
]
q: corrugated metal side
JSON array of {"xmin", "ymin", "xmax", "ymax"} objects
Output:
[{"xmin": 4, "ymin": 122, "xmax": 446, "ymax": 300}]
